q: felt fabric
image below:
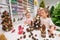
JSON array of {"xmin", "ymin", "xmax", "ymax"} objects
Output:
[{"xmin": 0, "ymin": 34, "xmax": 7, "ymax": 40}]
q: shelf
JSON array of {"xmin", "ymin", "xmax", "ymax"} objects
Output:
[
  {"xmin": 28, "ymin": 0, "xmax": 34, "ymax": 5},
  {"xmin": 10, "ymin": 0, "xmax": 34, "ymax": 18},
  {"xmin": 17, "ymin": 8, "xmax": 24, "ymax": 10},
  {"xmin": 0, "ymin": 3, "xmax": 9, "ymax": 6},
  {"xmin": 22, "ymin": 1, "xmax": 27, "ymax": 6},
  {"xmin": 17, "ymin": 2, "xmax": 22, "ymax": 6},
  {"xmin": 17, "ymin": 0, "xmax": 22, "ymax": 3},
  {"xmin": 28, "ymin": 2, "xmax": 34, "ymax": 6},
  {"xmin": 17, "ymin": 6, "xmax": 23, "ymax": 8},
  {"xmin": 11, "ymin": 1, "xmax": 17, "ymax": 4},
  {"xmin": 11, "ymin": 0, "xmax": 17, "ymax": 4},
  {"xmin": 23, "ymin": 0, "xmax": 27, "ymax": 2}
]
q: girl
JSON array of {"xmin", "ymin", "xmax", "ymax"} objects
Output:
[
  {"xmin": 38, "ymin": 8, "xmax": 56, "ymax": 38},
  {"xmin": 24, "ymin": 10, "xmax": 33, "ymax": 25}
]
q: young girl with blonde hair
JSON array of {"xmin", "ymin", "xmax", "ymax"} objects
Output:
[{"xmin": 38, "ymin": 8, "xmax": 56, "ymax": 38}]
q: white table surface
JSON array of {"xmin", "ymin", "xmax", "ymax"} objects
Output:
[{"xmin": 0, "ymin": 21, "xmax": 60, "ymax": 40}]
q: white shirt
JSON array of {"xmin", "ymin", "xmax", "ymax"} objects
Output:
[{"xmin": 40, "ymin": 17, "xmax": 55, "ymax": 28}]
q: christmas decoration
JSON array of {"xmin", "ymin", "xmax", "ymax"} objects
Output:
[
  {"xmin": 1, "ymin": 11, "xmax": 13, "ymax": 32},
  {"xmin": 41, "ymin": 24, "xmax": 46, "ymax": 38},
  {"xmin": 23, "ymin": 35, "xmax": 26, "ymax": 39},
  {"xmin": 39, "ymin": 0, "xmax": 45, "ymax": 8},
  {"xmin": 11, "ymin": 29, "xmax": 15, "ymax": 33},
  {"xmin": 33, "ymin": 15, "xmax": 41, "ymax": 30},
  {"xmin": 18, "ymin": 25, "xmax": 24, "ymax": 34}
]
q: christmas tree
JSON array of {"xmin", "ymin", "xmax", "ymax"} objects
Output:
[
  {"xmin": 39, "ymin": 0, "xmax": 45, "ymax": 8},
  {"xmin": 51, "ymin": 2, "xmax": 60, "ymax": 26},
  {"xmin": 1, "ymin": 11, "xmax": 13, "ymax": 31}
]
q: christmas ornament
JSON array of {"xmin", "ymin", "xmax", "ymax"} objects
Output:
[
  {"xmin": 18, "ymin": 25, "xmax": 24, "ymax": 34},
  {"xmin": 41, "ymin": 24, "xmax": 46, "ymax": 38},
  {"xmin": 1, "ymin": 11, "xmax": 13, "ymax": 32},
  {"xmin": 11, "ymin": 29, "xmax": 15, "ymax": 33}
]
